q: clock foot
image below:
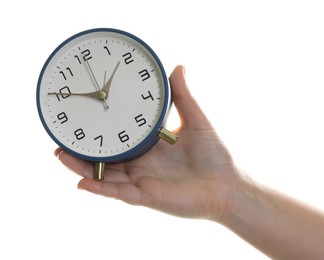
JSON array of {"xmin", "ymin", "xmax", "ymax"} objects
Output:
[
  {"xmin": 94, "ymin": 162, "xmax": 105, "ymax": 181},
  {"xmin": 158, "ymin": 127, "xmax": 178, "ymax": 145}
]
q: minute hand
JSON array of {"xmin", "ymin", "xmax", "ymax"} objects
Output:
[{"xmin": 101, "ymin": 61, "xmax": 121, "ymax": 98}]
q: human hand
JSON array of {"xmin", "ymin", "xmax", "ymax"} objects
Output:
[{"xmin": 55, "ymin": 65, "xmax": 241, "ymax": 222}]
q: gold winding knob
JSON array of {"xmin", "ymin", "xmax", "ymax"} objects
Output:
[
  {"xmin": 93, "ymin": 162, "xmax": 105, "ymax": 181},
  {"xmin": 158, "ymin": 127, "xmax": 178, "ymax": 145}
]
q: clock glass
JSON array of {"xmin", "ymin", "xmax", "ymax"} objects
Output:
[{"xmin": 37, "ymin": 28, "xmax": 172, "ymax": 165}]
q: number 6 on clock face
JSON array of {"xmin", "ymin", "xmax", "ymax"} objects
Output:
[{"xmin": 36, "ymin": 28, "xmax": 177, "ymax": 180}]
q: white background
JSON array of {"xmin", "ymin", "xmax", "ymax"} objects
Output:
[{"xmin": 1, "ymin": 1, "xmax": 324, "ymax": 259}]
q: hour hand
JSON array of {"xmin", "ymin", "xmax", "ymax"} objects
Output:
[{"xmin": 48, "ymin": 90, "xmax": 107, "ymax": 100}]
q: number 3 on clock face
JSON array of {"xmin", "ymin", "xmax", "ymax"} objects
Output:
[{"xmin": 36, "ymin": 28, "xmax": 177, "ymax": 180}]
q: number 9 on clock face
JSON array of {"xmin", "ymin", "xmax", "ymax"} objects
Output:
[{"xmin": 36, "ymin": 28, "xmax": 176, "ymax": 166}]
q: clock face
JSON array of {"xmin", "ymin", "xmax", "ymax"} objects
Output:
[{"xmin": 37, "ymin": 28, "xmax": 170, "ymax": 163}]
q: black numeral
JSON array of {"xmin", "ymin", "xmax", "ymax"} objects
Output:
[
  {"xmin": 122, "ymin": 52, "xmax": 134, "ymax": 65},
  {"xmin": 134, "ymin": 114, "xmax": 146, "ymax": 127},
  {"xmin": 138, "ymin": 69, "xmax": 150, "ymax": 81},
  {"xmin": 56, "ymin": 86, "xmax": 71, "ymax": 101},
  {"xmin": 104, "ymin": 46, "xmax": 111, "ymax": 55},
  {"xmin": 59, "ymin": 67, "xmax": 73, "ymax": 80},
  {"xmin": 141, "ymin": 91, "xmax": 154, "ymax": 101},
  {"xmin": 57, "ymin": 112, "xmax": 68, "ymax": 124},
  {"xmin": 74, "ymin": 128, "xmax": 85, "ymax": 140},
  {"xmin": 74, "ymin": 55, "xmax": 82, "ymax": 64},
  {"xmin": 94, "ymin": 135, "xmax": 103, "ymax": 147},
  {"xmin": 118, "ymin": 130, "xmax": 130, "ymax": 143},
  {"xmin": 81, "ymin": 49, "xmax": 92, "ymax": 61}
]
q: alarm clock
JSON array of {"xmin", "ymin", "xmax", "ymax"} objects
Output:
[{"xmin": 36, "ymin": 28, "xmax": 177, "ymax": 181}]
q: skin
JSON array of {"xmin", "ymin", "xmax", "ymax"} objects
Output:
[{"xmin": 55, "ymin": 65, "xmax": 324, "ymax": 259}]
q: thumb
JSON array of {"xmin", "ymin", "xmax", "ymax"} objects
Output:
[{"xmin": 169, "ymin": 65, "xmax": 212, "ymax": 130}]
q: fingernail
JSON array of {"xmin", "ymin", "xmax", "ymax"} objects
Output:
[
  {"xmin": 54, "ymin": 149, "xmax": 64, "ymax": 159},
  {"xmin": 182, "ymin": 65, "xmax": 186, "ymax": 78}
]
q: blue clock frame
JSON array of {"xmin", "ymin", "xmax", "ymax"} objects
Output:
[{"xmin": 36, "ymin": 28, "xmax": 171, "ymax": 163}]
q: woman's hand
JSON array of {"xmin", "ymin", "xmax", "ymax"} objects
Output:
[{"xmin": 55, "ymin": 65, "xmax": 241, "ymax": 221}]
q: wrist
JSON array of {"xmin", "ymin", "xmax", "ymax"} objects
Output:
[
  {"xmin": 219, "ymin": 173, "xmax": 259, "ymax": 225},
  {"xmin": 208, "ymin": 170, "xmax": 258, "ymax": 225},
  {"xmin": 205, "ymin": 168, "xmax": 249, "ymax": 224}
]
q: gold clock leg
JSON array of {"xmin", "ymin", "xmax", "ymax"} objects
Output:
[
  {"xmin": 94, "ymin": 162, "xmax": 105, "ymax": 181},
  {"xmin": 158, "ymin": 127, "xmax": 178, "ymax": 145}
]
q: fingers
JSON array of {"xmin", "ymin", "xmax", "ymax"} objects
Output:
[
  {"xmin": 54, "ymin": 148, "xmax": 131, "ymax": 182},
  {"xmin": 55, "ymin": 148, "xmax": 148, "ymax": 206},
  {"xmin": 55, "ymin": 148, "xmax": 154, "ymax": 207},
  {"xmin": 54, "ymin": 148, "xmax": 93, "ymax": 179},
  {"xmin": 169, "ymin": 65, "xmax": 213, "ymax": 130},
  {"xmin": 78, "ymin": 178, "xmax": 143, "ymax": 206}
]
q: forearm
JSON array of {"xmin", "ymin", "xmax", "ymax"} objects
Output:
[{"xmin": 219, "ymin": 176, "xmax": 324, "ymax": 259}]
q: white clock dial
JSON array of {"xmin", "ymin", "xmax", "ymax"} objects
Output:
[{"xmin": 37, "ymin": 29, "xmax": 171, "ymax": 163}]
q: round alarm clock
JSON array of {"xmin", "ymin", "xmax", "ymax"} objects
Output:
[{"xmin": 36, "ymin": 28, "xmax": 177, "ymax": 181}]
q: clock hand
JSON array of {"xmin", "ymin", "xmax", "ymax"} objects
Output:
[
  {"xmin": 84, "ymin": 57, "xmax": 100, "ymax": 90},
  {"xmin": 103, "ymin": 70, "xmax": 107, "ymax": 88},
  {"xmin": 101, "ymin": 70, "xmax": 110, "ymax": 109},
  {"xmin": 84, "ymin": 56, "xmax": 109, "ymax": 109},
  {"xmin": 101, "ymin": 61, "xmax": 121, "ymax": 99},
  {"xmin": 48, "ymin": 90, "xmax": 107, "ymax": 100}
]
